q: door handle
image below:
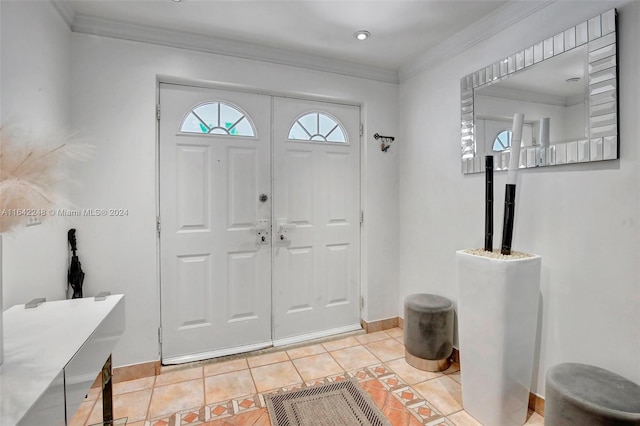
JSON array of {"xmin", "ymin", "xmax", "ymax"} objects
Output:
[{"xmin": 277, "ymin": 221, "xmax": 296, "ymax": 241}]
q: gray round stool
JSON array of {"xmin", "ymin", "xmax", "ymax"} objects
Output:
[
  {"xmin": 545, "ymin": 363, "xmax": 640, "ymax": 425},
  {"xmin": 403, "ymin": 294, "xmax": 454, "ymax": 372}
]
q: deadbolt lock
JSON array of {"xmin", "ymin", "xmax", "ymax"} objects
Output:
[
  {"xmin": 257, "ymin": 229, "xmax": 269, "ymax": 244},
  {"xmin": 253, "ymin": 219, "xmax": 270, "ymax": 245},
  {"xmin": 259, "ymin": 194, "xmax": 268, "ymax": 203}
]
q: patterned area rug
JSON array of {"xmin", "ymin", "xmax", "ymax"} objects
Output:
[{"xmin": 265, "ymin": 379, "xmax": 391, "ymax": 426}]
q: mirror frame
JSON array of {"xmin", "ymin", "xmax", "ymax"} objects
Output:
[{"xmin": 460, "ymin": 9, "xmax": 618, "ymax": 174}]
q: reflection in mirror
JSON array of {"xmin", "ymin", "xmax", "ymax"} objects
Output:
[
  {"xmin": 460, "ymin": 9, "xmax": 618, "ymax": 174},
  {"xmin": 475, "ymin": 45, "xmax": 587, "ymax": 155}
]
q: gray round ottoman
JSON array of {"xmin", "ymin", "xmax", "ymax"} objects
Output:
[
  {"xmin": 545, "ymin": 363, "xmax": 640, "ymax": 425},
  {"xmin": 403, "ymin": 294, "xmax": 454, "ymax": 372}
]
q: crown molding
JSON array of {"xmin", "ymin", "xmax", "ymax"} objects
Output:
[
  {"xmin": 69, "ymin": 14, "xmax": 398, "ymax": 84},
  {"xmin": 50, "ymin": 0, "xmax": 75, "ymax": 28},
  {"xmin": 399, "ymin": 1, "xmax": 556, "ymax": 82},
  {"xmin": 477, "ymin": 85, "xmax": 571, "ymax": 108}
]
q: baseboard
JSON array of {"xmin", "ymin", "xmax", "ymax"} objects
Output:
[
  {"xmin": 92, "ymin": 360, "xmax": 161, "ymax": 387},
  {"xmin": 528, "ymin": 392, "xmax": 545, "ymax": 417},
  {"xmin": 115, "ymin": 360, "xmax": 161, "ymax": 383},
  {"xmin": 450, "ymin": 347, "xmax": 460, "ymax": 364},
  {"xmin": 361, "ymin": 317, "xmax": 398, "ymax": 333}
]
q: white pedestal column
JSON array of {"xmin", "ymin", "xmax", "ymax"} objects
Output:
[{"xmin": 456, "ymin": 250, "xmax": 541, "ymax": 426}]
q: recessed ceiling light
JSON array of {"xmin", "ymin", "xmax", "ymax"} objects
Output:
[
  {"xmin": 171, "ymin": 0, "xmax": 182, "ymax": 2},
  {"xmin": 354, "ymin": 30, "xmax": 370, "ymax": 41}
]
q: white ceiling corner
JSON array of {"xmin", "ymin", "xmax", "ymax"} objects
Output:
[
  {"xmin": 50, "ymin": 0, "xmax": 75, "ymax": 28},
  {"xmin": 399, "ymin": 0, "xmax": 556, "ymax": 81}
]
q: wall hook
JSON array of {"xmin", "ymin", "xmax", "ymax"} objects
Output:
[{"xmin": 374, "ymin": 133, "xmax": 395, "ymax": 152}]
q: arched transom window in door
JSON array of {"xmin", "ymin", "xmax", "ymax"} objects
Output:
[
  {"xmin": 288, "ymin": 111, "xmax": 348, "ymax": 143},
  {"xmin": 493, "ymin": 130, "xmax": 512, "ymax": 152},
  {"xmin": 180, "ymin": 101, "xmax": 256, "ymax": 137}
]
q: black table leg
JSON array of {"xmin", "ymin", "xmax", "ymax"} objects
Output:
[{"xmin": 101, "ymin": 354, "xmax": 114, "ymax": 425}]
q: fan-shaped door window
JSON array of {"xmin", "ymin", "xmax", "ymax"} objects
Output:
[
  {"xmin": 180, "ymin": 101, "xmax": 256, "ymax": 137},
  {"xmin": 493, "ymin": 130, "xmax": 512, "ymax": 152},
  {"xmin": 288, "ymin": 112, "xmax": 347, "ymax": 143}
]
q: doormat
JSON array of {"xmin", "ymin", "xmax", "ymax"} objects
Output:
[{"xmin": 264, "ymin": 379, "xmax": 391, "ymax": 426}]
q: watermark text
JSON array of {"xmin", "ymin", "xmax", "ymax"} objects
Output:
[{"xmin": 1, "ymin": 208, "xmax": 129, "ymax": 217}]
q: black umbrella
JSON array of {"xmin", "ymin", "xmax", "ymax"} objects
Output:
[{"xmin": 68, "ymin": 228, "xmax": 85, "ymax": 299}]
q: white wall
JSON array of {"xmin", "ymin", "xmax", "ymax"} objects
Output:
[
  {"xmin": 399, "ymin": 0, "xmax": 640, "ymax": 397},
  {"xmin": 1, "ymin": 1, "xmax": 72, "ymax": 308},
  {"xmin": 68, "ymin": 34, "xmax": 399, "ymax": 366}
]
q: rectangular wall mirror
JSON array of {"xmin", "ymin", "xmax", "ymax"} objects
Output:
[{"xmin": 460, "ymin": 9, "xmax": 618, "ymax": 174}]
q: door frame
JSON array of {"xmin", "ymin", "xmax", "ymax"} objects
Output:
[{"xmin": 155, "ymin": 76, "xmax": 366, "ymax": 361}]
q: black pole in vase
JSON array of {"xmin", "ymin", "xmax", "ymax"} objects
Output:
[
  {"xmin": 500, "ymin": 113, "xmax": 524, "ymax": 255},
  {"xmin": 501, "ymin": 184, "xmax": 517, "ymax": 255},
  {"xmin": 484, "ymin": 155, "xmax": 493, "ymax": 252}
]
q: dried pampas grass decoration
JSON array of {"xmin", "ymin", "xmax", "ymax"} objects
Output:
[{"xmin": 0, "ymin": 123, "xmax": 92, "ymax": 233}]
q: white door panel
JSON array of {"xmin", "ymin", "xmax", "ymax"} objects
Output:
[
  {"xmin": 159, "ymin": 84, "xmax": 271, "ymax": 363},
  {"xmin": 272, "ymin": 98, "xmax": 361, "ymax": 343}
]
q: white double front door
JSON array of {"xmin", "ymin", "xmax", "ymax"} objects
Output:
[{"xmin": 159, "ymin": 83, "xmax": 361, "ymax": 363}]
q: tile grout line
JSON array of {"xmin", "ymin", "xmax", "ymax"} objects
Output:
[
  {"xmin": 152, "ymin": 373, "xmax": 207, "ymax": 422},
  {"xmin": 327, "ymin": 342, "xmax": 382, "ymax": 374},
  {"xmin": 146, "ymin": 384, "xmax": 163, "ymax": 424},
  {"xmin": 280, "ymin": 346, "xmax": 307, "ymax": 390},
  {"xmin": 287, "ymin": 349, "xmax": 312, "ymax": 384},
  {"xmin": 320, "ymin": 346, "xmax": 349, "ymax": 382},
  {"xmin": 81, "ymin": 396, "xmax": 98, "ymax": 426},
  {"xmin": 326, "ymin": 342, "xmax": 350, "ymax": 373},
  {"xmin": 247, "ymin": 357, "xmax": 261, "ymax": 399},
  {"xmin": 200, "ymin": 366, "xmax": 207, "ymax": 419},
  {"xmin": 142, "ymin": 375, "xmax": 157, "ymax": 426}
]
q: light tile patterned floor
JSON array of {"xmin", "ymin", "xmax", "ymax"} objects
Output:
[{"xmin": 70, "ymin": 329, "xmax": 545, "ymax": 426}]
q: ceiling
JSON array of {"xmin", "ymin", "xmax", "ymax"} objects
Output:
[{"xmin": 56, "ymin": 1, "xmax": 552, "ymax": 82}]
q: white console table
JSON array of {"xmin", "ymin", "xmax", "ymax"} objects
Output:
[{"xmin": 0, "ymin": 294, "xmax": 125, "ymax": 425}]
